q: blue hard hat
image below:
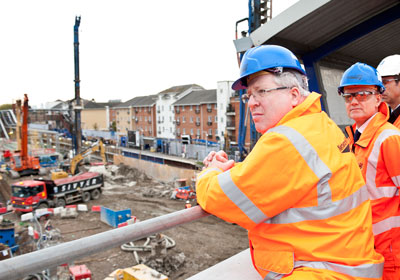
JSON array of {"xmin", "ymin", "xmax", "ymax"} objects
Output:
[
  {"xmin": 232, "ymin": 45, "xmax": 306, "ymax": 90},
  {"xmin": 338, "ymin": 62, "xmax": 385, "ymax": 94}
]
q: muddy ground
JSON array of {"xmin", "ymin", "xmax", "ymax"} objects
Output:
[{"xmin": 4, "ymin": 164, "xmax": 249, "ymax": 280}]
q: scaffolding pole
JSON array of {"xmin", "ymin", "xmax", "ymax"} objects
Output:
[{"xmin": 0, "ymin": 206, "xmax": 209, "ymax": 280}]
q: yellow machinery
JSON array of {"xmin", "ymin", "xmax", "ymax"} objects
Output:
[{"xmin": 51, "ymin": 140, "xmax": 106, "ymax": 180}]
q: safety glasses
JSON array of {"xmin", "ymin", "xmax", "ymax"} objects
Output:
[
  {"xmin": 241, "ymin": 87, "xmax": 289, "ymax": 103},
  {"xmin": 382, "ymin": 78, "xmax": 399, "ymax": 85},
  {"xmin": 341, "ymin": 91, "xmax": 377, "ymax": 103}
]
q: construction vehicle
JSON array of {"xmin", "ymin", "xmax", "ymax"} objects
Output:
[
  {"xmin": 11, "ymin": 172, "xmax": 104, "ymax": 212},
  {"xmin": 9, "ymin": 94, "xmax": 43, "ymax": 178},
  {"xmin": 51, "ymin": 139, "xmax": 106, "ymax": 180}
]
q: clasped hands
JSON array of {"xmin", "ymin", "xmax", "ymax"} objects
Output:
[{"xmin": 202, "ymin": 150, "xmax": 235, "ymax": 172}]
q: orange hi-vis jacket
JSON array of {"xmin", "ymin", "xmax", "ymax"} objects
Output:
[
  {"xmin": 197, "ymin": 93, "xmax": 384, "ymax": 279},
  {"xmin": 346, "ymin": 102, "xmax": 400, "ymax": 269}
]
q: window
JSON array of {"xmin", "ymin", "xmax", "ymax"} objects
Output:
[
  {"xmin": 215, "ymin": 129, "xmax": 218, "ymax": 135},
  {"xmin": 196, "ymin": 117, "xmax": 200, "ymax": 122},
  {"xmin": 169, "ymin": 116, "xmax": 172, "ymax": 122},
  {"xmin": 197, "ymin": 129, "xmax": 200, "ymax": 136},
  {"xmin": 182, "ymin": 116, "xmax": 186, "ymax": 123},
  {"xmin": 221, "ymin": 117, "xmax": 224, "ymax": 123},
  {"xmin": 208, "ymin": 116, "xmax": 212, "ymax": 122},
  {"xmin": 215, "ymin": 116, "xmax": 218, "ymax": 123},
  {"xmin": 214, "ymin": 104, "xmax": 217, "ymax": 109},
  {"xmin": 183, "ymin": 128, "xmax": 186, "ymax": 134},
  {"xmin": 162, "ymin": 105, "xmax": 164, "ymax": 111},
  {"xmin": 177, "ymin": 128, "xmax": 180, "ymax": 134},
  {"xmin": 207, "ymin": 104, "xmax": 212, "ymax": 109},
  {"xmin": 190, "ymin": 117, "xmax": 194, "ymax": 123},
  {"xmin": 145, "ymin": 116, "xmax": 147, "ymax": 121},
  {"xmin": 182, "ymin": 105, "xmax": 185, "ymax": 112},
  {"xmin": 190, "ymin": 105, "xmax": 193, "ymax": 111},
  {"xmin": 209, "ymin": 129, "xmax": 212, "ymax": 135},
  {"xmin": 170, "ymin": 127, "xmax": 172, "ymax": 133},
  {"xmin": 163, "ymin": 127, "xmax": 165, "ymax": 132},
  {"xmin": 190, "ymin": 128, "xmax": 193, "ymax": 135}
]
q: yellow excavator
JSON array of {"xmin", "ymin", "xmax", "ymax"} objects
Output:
[{"xmin": 51, "ymin": 139, "xmax": 106, "ymax": 180}]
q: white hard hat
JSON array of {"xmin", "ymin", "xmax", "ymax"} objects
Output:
[{"xmin": 377, "ymin": 54, "xmax": 400, "ymax": 77}]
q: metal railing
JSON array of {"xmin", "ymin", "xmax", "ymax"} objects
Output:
[{"xmin": 0, "ymin": 206, "xmax": 210, "ymax": 280}]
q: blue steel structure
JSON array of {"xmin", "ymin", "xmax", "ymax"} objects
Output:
[
  {"xmin": 237, "ymin": 0, "xmax": 267, "ymax": 160},
  {"xmin": 73, "ymin": 16, "xmax": 82, "ymax": 155}
]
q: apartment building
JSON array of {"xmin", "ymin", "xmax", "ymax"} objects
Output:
[
  {"xmin": 216, "ymin": 81, "xmax": 236, "ymax": 147},
  {"xmin": 155, "ymin": 84, "xmax": 204, "ymax": 139},
  {"xmin": 114, "ymin": 96, "xmax": 143, "ymax": 133},
  {"xmin": 131, "ymin": 95, "xmax": 157, "ymax": 138},
  {"xmin": 172, "ymin": 89, "xmax": 218, "ymax": 142}
]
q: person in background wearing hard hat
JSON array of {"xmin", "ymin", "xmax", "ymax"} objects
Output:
[
  {"xmin": 339, "ymin": 62, "xmax": 400, "ymax": 280},
  {"xmin": 196, "ymin": 45, "xmax": 383, "ymax": 279},
  {"xmin": 377, "ymin": 55, "xmax": 400, "ymax": 128}
]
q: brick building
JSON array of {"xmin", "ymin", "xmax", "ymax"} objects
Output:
[{"xmin": 172, "ymin": 89, "xmax": 218, "ymax": 142}]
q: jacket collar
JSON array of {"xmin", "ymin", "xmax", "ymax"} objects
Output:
[
  {"xmin": 348, "ymin": 102, "xmax": 390, "ymax": 148},
  {"xmin": 275, "ymin": 92, "xmax": 322, "ymax": 126}
]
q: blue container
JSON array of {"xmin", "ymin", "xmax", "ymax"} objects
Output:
[
  {"xmin": 0, "ymin": 223, "xmax": 17, "ymax": 253},
  {"xmin": 100, "ymin": 206, "xmax": 132, "ymax": 228}
]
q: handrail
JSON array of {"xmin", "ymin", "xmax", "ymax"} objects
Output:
[{"xmin": 0, "ymin": 206, "xmax": 210, "ymax": 280}]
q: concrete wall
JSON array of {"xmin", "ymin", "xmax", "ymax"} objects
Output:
[{"xmin": 113, "ymin": 154, "xmax": 199, "ymax": 185}]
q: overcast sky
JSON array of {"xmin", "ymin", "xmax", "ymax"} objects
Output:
[{"xmin": 0, "ymin": 0, "xmax": 298, "ymax": 108}]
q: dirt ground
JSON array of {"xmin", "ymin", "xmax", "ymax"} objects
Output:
[{"xmin": 3, "ymin": 164, "xmax": 249, "ymax": 280}]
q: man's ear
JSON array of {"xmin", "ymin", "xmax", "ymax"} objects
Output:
[
  {"xmin": 290, "ymin": 87, "xmax": 302, "ymax": 107},
  {"xmin": 375, "ymin": 94, "xmax": 382, "ymax": 108}
]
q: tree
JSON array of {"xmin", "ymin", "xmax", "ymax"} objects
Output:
[{"xmin": 0, "ymin": 104, "xmax": 12, "ymax": 110}]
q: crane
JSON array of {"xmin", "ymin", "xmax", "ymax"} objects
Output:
[{"xmin": 9, "ymin": 94, "xmax": 42, "ymax": 178}]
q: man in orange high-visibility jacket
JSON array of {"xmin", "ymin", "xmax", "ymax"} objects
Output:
[
  {"xmin": 196, "ymin": 45, "xmax": 384, "ymax": 280},
  {"xmin": 377, "ymin": 55, "xmax": 400, "ymax": 128},
  {"xmin": 339, "ymin": 62, "xmax": 400, "ymax": 280}
]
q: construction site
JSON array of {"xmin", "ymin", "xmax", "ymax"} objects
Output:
[{"xmin": 1, "ymin": 0, "xmax": 400, "ymax": 279}]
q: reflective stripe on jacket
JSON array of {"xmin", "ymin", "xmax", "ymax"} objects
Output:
[
  {"xmin": 346, "ymin": 102, "xmax": 400, "ymax": 268},
  {"xmin": 197, "ymin": 92, "xmax": 383, "ymax": 279}
]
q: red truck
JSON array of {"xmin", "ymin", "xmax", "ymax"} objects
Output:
[{"xmin": 11, "ymin": 172, "xmax": 104, "ymax": 213}]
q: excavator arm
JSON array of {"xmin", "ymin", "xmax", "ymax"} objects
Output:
[{"xmin": 70, "ymin": 140, "xmax": 106, "ymax": 175}]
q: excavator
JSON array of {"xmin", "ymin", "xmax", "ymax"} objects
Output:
[
  {"xmin": 51, "ymin": 139, "xmax": 106, "ymax": 180},
  {"xmin": 9, "ymin": 94, "xmax": 43, "ymax": 178}
]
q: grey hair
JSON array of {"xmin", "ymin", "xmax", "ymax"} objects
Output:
[{"xmin": 273, "ymin": 70, "xmax": 310, "ymax": 97}]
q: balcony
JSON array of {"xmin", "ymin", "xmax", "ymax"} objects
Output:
[
  {"xmin": 175, "ymin": 109, "xmax": 180, "ymax": 114},
  {"xmin": 207, "ymin": 108, "xmax": 212, "ymax": 113},
  {"xmin": 195, "ymin": 122, "xmax": 200, "ymax": 126},
  {"xmin": 207, "ymin": 121, "xmax": 212, "ymax": 126},
  {"xmin": 195, "ymin": 109, "xmax": 200, "ymax": 114},
  {"xmin": 226, "ymin": 105, "xmax": 235, "ymax": 115},
  {"xmin": 176, "ymin": 121, "xmax": 180, "ymax": 126},
  {"xmin": 226, "ymin": 122, "xmax": 235, "ymax": 130},
  {"xmin": 148, "ymin": 120, "xmax": 152, "ymax": 124}
]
